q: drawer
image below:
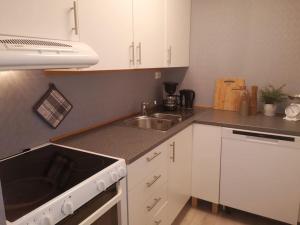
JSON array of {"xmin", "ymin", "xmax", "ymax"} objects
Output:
[
  {"xmin": 128, "ymin": 142, "xmax": 168, "ymax": 190},
  {"xmin": 128, "ymin": 164, "xmax": 167, "ymax": 206},
  {"xmin": 150, "ymin": 202, "xmax": 169, "ymax": 225},
  {"xmin": 129, "ymin": 184, "xmax": 168, "ymax": 225}
]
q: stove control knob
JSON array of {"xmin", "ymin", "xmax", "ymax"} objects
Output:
[
  {"xmin": 96, "ymin": 180, "xmax": 107, "ymax": 192},
  {"xmin": 40, "ymin": 214, "xmax": 53, "ymax": 225},
  {"xmin": 118, "ymin": 167, "xmax": 126, "ymax": 177},
  {"xmin": 110, "ymin": 171, "xmax": 119, "ymax": 182},
  {"xmin": 62, "ymin": 200, "xmax": 74, "ymax": 216}
]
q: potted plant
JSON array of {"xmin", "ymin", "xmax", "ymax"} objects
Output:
[{"xmin": 260, "ymin": 84, "xmax": 286, "ymax": 116}]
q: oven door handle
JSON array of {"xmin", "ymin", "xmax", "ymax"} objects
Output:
[{"xmin": 79, "ymin": 183, "xmax": 123, "ymax": 225}]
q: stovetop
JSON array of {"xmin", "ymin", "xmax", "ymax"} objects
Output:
[{"xmin": 0, "ymin": 144, "xmax": 118, "ymax": 222}]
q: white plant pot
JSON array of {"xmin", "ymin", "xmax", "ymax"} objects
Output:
[{"xmin": 264, "ymin": 104, "xmax": 277, "ymax": 117}]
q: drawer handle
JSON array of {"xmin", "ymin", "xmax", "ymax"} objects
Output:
[
  {"xmin": 170, "ymin": 142, "xmax": 175, "ymax": 163},
  {"xmin": 155, "ymin": 220, "xmax": 162, "ymax": 225},
  {"xmin": 146, "ymin": 152, "xmax": 161, "ymax": 162},
  {"xmin": 167, "ymin": 46, "xmax": 172, "ymax": 65},
  {"xmin": 71, "ymin": 1, "xmax": 79, "ymax": 35},
  {"xmin": 129, "ymin": 42, "xmax": 135, "ymax": 65},
  {"xmin": 136, "ymin": 42, "xmax": 142, "ymax": 65},
  {"xmin": 146, "ymin": 174, "xmax": 161, "ymax": 188},
  {"xmin": 147, "ymin": 197, "xmax": 162, "ymax": 212}
]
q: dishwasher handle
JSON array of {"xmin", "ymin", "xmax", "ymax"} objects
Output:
[{"xmin": 232, "ymin": 130, "xmax": 295, "ymax": 142}]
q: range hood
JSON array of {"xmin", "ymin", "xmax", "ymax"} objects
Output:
[{"xmin": 0, "ymin": 35, "xmax": 99, "ymax": 70}]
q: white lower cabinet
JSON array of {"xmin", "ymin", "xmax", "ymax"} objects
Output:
[
  {"xmin": 127, "ymin": 126, "xmax": 192, "ymax": 225},
  {"xmin": 151, "ymin": 202, "xmax": 169, "ymax": 225},
  {"xmin": 167, "ymin": 126, "xmax": 193, "ymax": 224},
  {"xmin": 192, "ymin": 124, "xmax": 222, "ymax": 204},
  {"xmin": 128, "ymin": 183, "xmax": 168, "ymax": 225},
  {"xmin": 127, "ymin": 141, "xmax": 169, "ymax": 225},
  {"xmin": 128, "ymin": 124, "xmax": 300, "ymax": 225}
]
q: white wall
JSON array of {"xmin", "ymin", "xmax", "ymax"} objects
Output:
[{"xmin": 181, "ymin": 0, "xmax": 300, "ymax": 106}]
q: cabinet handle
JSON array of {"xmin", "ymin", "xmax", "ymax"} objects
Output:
[
  {"xmin": 146, "ymin": 152, "xmax": 161, "ymax": 162},
  {"xmin": 136, "ymin": 42, "xmax": 142, "ymax": 64},
  {"xmin": 147, "ymin": 197, "xmax": 162, "ymax": 212},
  {"xmin": 154, "ymin": 220, "xmax": 162, "ymax": 225},
  {"xmin": 129, "ymin": 42, "xmax": 135, "ymax": 65},
  {"xmin": 168, "ymin": 46, "xmax": 172, "ymax": 65},
  {"xmin": 146, "ymin": 174, "xmax": 161, "ymax": 188},
  {"xmin": 170, "ymin": 142, "xmax": 175, "ymax": 162},
  {"xmin": 71, "ymin": 1, "xmax": 79, "ymax": 35}
]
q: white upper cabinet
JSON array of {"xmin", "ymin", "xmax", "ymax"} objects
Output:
[
  {"xmin": 133, "ymin": 0, "xmax": 165, "ymax": 69},
  {"xmin": 77, "ymin": 0, "xmax": 134, "ymax": 70},
  {"xmin": 165, "ymin": 0, "xmax": 191, "ymax": 67},
  {"xmin": 1, "ymin": 0, "xmax": 191, "ymax": 70},
  {"xmin": 0, "ymin": 0, "xmax": 78, "ymax": 41}
]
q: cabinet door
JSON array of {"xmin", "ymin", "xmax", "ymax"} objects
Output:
[
  {"xmin": 78, "ymin": 0, "xmax": 133, "ymax": 70},
  {"xmin": 133, "ymin": 0, "xmax": 165, "ymax": 68},
  {"xmin": 0, "ymin": 0, "xmax": 78, "ymax": 41},
  {"xmin": 221, "ymin": 137, "xmax": 300, "ymax": 225},
  {"xmin": 192, "ymin": 124, "xmax": 221, "ymax": 203},
  {"xmin": 165, "ymin": 0, "xmax": 191, "ymax": 67},
  {"xmin": 168, "ymin": 126, "xmax": 192, "ymax": 224}
]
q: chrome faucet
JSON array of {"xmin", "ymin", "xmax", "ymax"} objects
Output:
[{"xmin": 141, "ymin": 100, "xmax": 157, "ymax": 116}]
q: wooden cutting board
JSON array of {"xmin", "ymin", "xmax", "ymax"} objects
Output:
[{"xmin": 213, "ymin": 78, "xmax": 245, "ymax": 111}]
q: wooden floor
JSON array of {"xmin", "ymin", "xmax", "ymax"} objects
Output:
[{"xmin": 173, "ymin": 200, "xmax": 294, "ymax": 225}]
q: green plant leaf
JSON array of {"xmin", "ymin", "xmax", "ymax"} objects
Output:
[{"xmin": 259, "ymin": 84, "xmax": 287, "ymax": 104}]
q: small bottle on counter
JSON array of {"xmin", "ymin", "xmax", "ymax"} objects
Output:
[
  {"xmin": 250, "ymin": 85, "xmax": 258, "ymax": 115},
  {"xmin": 239, "ymin": 86, "xmax": 250, "ymax": 116}
]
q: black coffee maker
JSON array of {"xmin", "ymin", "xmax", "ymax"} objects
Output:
[
  {"xmin": 179, "ymin": 89, "xmax": 195, "ymax": 109},
  {"xmin": 163, "ymin": 82, "xmax": 179, "ymax": 111}
]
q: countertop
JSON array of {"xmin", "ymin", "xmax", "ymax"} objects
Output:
[{"xmin": 57, "ymin": 109, "xmax": 300, "ymax": 164}]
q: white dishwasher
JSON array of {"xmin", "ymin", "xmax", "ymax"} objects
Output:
[{"xmin": 220, "ymin": 128, "xmax": 300, "ymax": 225}]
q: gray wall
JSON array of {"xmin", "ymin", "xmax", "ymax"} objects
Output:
[
  {"xmin": 0, "ymin": 70, "xmax": 163, "ymax": 159},
  {"xmin": 167, "ymin": 0, "xmax": 300, "ymax": 106}
]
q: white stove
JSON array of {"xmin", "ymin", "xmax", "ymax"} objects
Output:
[{"xmin": 0, "ymin": 143, "xmax": 127, "ymax": 225}]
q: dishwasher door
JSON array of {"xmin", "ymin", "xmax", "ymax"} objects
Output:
[{"xmin": 220, "ymin": 128, "xmax": 300, "ymax": 225}]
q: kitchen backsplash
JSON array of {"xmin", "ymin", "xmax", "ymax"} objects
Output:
[{"xmin": 0, "ymin": 70, "xmax": 164, "ymax": 159}]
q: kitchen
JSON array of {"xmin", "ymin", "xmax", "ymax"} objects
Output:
[{"xmin": 0, "ymin": 0, "xmax": 300, "ymax": 225}]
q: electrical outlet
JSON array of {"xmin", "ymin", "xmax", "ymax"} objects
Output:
[{"xmin": 154, "ymin": 71, "xmax": 162, "ymax": 80}]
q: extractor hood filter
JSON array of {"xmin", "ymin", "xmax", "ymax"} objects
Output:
[{"xmin": 0, "ymin": 35, "xmax": 99, "ymax": 70}]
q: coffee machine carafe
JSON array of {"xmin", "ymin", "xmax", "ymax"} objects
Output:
[
  {"xmin": 163, "ymin": 82, "xmax": 179, "ymax": 111},
  {"xmin": 180, "ymin": 89, "xmax": 195, "ymax": 109}
]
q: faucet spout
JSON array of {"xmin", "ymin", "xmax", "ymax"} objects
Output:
[{"xmin": 141, "ymin": 100, "xmax": 157, "ymax": 116}]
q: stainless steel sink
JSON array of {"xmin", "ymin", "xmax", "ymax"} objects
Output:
[
  {"xmin": 124, "ymin": 116, "xmax": 178, "ymax": 131},
  {"xmin": 123, "ymin": 110, "xmax": 194, "ymax": 131},
  {"xmin": 150, "ymin": 113, "xmax": 183, "ymax": 122}
]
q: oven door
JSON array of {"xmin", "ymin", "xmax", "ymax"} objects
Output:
[
  {"xmin": 57, "ymin": 178, "xmax": 127, "ymax": 225},
  {"xmin": 0, "ymin": 180, "xmax": 6, "ymax": 225}
]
